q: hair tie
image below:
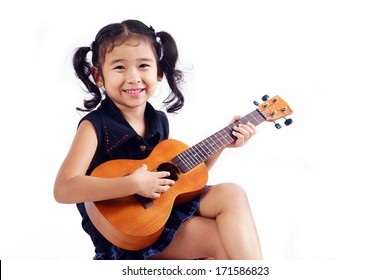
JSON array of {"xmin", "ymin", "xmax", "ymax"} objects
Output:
[
  {"xmin": 149, "ymin": 25, "xmax": 162, "ymax": 60},
  {"xmin": 149, "ymin": 25, "xmax": 156, "ymax": 35}
]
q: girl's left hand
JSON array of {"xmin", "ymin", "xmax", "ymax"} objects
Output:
[{"xmin": 228, "ymin": 115, "xmax": 256, "ymax": 148}]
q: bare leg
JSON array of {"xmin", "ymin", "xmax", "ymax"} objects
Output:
[
  {"xmin": 199, "ymin": 183, "xmax": 263, "ymax": 259},
  {"xmin": 150, "ymin": 216, "xmax": 229, "ymax": 260},
  {"xmin": 151, "ymin": 183, "xmax": 262, "ymax": 260}
]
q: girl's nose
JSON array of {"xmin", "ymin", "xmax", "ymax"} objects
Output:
[
  {"xmin": 126, "ymin": 77, "xmax": 141, "ymax": 84},
  {"xmin": 126, "ymin": 70, "xmax": 141, "ymax": 84}
]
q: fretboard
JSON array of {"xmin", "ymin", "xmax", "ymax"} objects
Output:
[{"xmin": 172, "ymin": 109, "xmax": 266, "ymax": 173}]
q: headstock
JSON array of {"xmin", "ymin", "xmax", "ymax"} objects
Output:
[{"xmin": 255, "ymin": 95, "xmax": 293, "ymax": 129}]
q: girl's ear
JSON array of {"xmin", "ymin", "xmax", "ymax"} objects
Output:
[{"xmin": 92, "ymin": 66, "xmax": 104, "ymax": 87}]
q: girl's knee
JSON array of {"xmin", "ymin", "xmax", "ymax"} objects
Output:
[
  {"xmin": 212, "ymin": 183, "xmax": 249, "ymax": 205},
  {"xmin": 200, "ymin": 183, "xmax": 251, "ymax": 217},
  {"xmin": 220, "ymin": 182, "xmax": 247, "ymax": 197}
]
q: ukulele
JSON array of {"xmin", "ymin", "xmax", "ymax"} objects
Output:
[{"xmin": 85, "ymin": 95, "xmax": 293, "ymax": 250}]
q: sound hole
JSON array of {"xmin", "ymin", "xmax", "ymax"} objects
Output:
[
  {"xmin": 135, "ymin": 162, "xmax": 180, "ymax": 210},
  {"xmin": 135, "ymin": 194, "xmax": 154, "ymax": 209},
  {"xmin": 157, "ymin": 162, "xmax": 180, "ymax": 181}
]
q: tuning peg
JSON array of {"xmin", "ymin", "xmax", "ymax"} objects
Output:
[
  {"xmin": 284, "ymin": 118, "xmax": 293, "ymax": 126},
  {"xmin": 253, "ymin": 101, "xmax": 259, "ymax": 106},
  {"xmin": 274, "ymin": 122, "xmax": 282, "ymax": 129},
  {"xmin": 262, "ymin": 95, "xmax": 270, "ymax": 101}
]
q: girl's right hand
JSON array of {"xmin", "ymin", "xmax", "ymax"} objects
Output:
[{"xmin": 131, "ymin": 164, "xmax": 175, "ymax": 199}]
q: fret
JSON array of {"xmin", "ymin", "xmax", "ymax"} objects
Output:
[
  {"xmin": 213, "ymin": 131, "xmax": 226, "ymax": 146},
  {"xmin": 192, "ymin": 144, "xmax": 209, "ymax": 160},
  {"xmin": 250, "ymin": 110, "xmax": 264, "ymax": 125},
  {"xmin": 204, "ymin": 138, "xmax": 217, "ymax": 153},
  {"xmin": 187, "ymin": 146, "xmax": 205, "ymax": 162},
  {"xmin": 179, "ymin": 150, "xmax": 197, "ymax": 167},
  {"xmin": 173, "ymin": 154, "xmax": 190, "ymax": 172},
  {"xmin": 172, "ymin": 109, "xmax": 265, "ymax": 173},
  {"xmin": 178, "ymin": 148, "xmax": 200, "ymax": 170},
  {"xmin": 217, "ymin": 130, "xmax": 232, "ymax": 145},
  {"xmin": 241, "ymin": 116, "xmax": 250, "ymax": 124},
  {"xmin": 253, "ymin": 114, "xmax": 261, "ymax": 123}
]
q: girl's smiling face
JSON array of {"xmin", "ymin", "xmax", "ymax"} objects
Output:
[{"xmin": 94, "ymin": 38, "xmax": 162, "ymax": 113}]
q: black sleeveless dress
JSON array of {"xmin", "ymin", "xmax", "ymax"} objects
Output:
[{"xmin": 76, "ymin": 96, "xmax": 205, "ymax": 259}]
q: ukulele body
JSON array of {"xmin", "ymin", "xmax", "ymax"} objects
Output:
[{"xmin": 85, "ymin": 138, "xmax": 208, "ymax": 251}]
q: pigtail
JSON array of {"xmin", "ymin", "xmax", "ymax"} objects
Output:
[
  {"xmin": 73, "ymin": 46, "xmax": 102, "ymax": 111},
  {"xmin": 156, "ymin": 31, "xmax": 184, "ymax": 113}
]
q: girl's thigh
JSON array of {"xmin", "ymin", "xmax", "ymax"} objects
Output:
[{"xmin": 149, "ymin": 215, "xmax": 228, "ymax": 260}]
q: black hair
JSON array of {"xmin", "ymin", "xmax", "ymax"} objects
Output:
[{"xmin": 72, "ymin": 19, "xmax": 184, "ymax": 113}]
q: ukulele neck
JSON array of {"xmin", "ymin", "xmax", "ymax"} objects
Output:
[{"xmin": 172, "ymin": 109, "xmax": 265, "ymax": 173}]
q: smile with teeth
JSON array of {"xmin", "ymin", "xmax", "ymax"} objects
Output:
[{"xmin": 123, "ymin": 89, "xmax": 144, "ymax": 96}]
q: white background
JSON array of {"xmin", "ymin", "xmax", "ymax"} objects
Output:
[{"xmin": 0, "ymin": 0, "xmax": 389, "ymax": 262}]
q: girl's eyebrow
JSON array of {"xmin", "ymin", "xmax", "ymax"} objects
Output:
[
  {"xmin": 109, "ymin": 58, "xmax": 126, "ymax": 66},
  {"xmin": 137, "ymin": 57, "xmax": 154, "ymax": 63},
  {"xmin": 109, "ymin": 57, "xmax": 154, "ymax": 65}
]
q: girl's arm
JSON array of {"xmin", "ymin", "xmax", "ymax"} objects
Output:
[
  {"xmin": 204, "ymin": 115, "xmax": 256, "ymax": 171},
  {"xmin": 54, "ymin": 120, "xmax": 174, "ymax": 204}
]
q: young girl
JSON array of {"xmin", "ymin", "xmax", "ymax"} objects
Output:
[{"xmin": 54, "ymin": 19, "xmax": 262, "ymax": 260}]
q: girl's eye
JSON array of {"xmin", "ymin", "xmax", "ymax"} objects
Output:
[
  {"xmin": 139, "ymin": 64, "xmax": 150, "ymax": 68},
  {"xmin": 113, "ymin": 65, "xmax": 125, "ymax": 70}
]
